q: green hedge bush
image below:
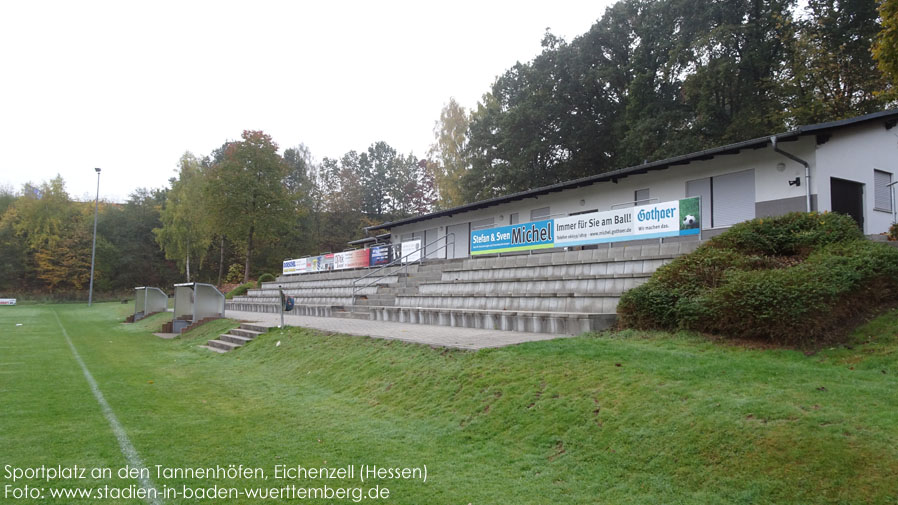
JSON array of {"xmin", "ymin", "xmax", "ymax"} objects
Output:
[
  {"xmin": 618, "ymin": 212, "xmax": 898, "ymax": 345},
  {"xmin": 225, "ymin": 264, "xmax": 244, "ymax": 284},
  {"xmin": 257, "ymin": 273, "xmax": 275, "ymax": 288},
  {"xmin": 708, "ymin": 211, "xmax": 863, "ymax": 256},
  {"xmin": 225, "ymin": 282, "xmax": 255, "ymax": 300}
]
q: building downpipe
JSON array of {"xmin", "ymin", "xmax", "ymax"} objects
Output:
[{"xmin": 771, "ymin": 136, "xmax": 812, "ymax": 212}]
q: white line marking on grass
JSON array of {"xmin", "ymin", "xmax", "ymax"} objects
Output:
[
  {"xmin": 0, "ymin": 362, "xmax": 25, "ymax": 365},
  {"xmin": 52, "ymin": 310, "xmax": 162, "ymax": 505}
]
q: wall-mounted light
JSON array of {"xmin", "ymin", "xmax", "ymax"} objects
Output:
[
  {"xmin": 579, "ymin": 199, "xmax": 586, "ymax": 206},
  {"xmin": 789, "ymin": 177, "xmax": 801, "ymax": 187},
  {"xmin": 776, "ymin": 162, "xmax": 786, "ymax": 172}
]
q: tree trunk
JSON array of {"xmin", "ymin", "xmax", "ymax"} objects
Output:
[
  {"xmin": 217, "ymin": 236, "xmax": 225, "ymax": 286},
  {"xmin": 186, "ymin": 237, "xmax": 191, "ymax": 283},
  {"xmin": 243, "ymin": 225, "xmax": 254, "ymax": 283}
]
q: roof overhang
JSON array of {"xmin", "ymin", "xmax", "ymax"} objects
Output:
[
  {"xmin": 367, "ymin": 108, "xmax": 898, "ymax": 231},
  {"xmin": 347, "ymin": 233, "xmax": 391, "ymax": 246}
]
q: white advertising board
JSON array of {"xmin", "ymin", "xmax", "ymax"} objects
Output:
[
  {"xmin": 553, "ymin": 198, "xmax": 700, "ymax": 246},
  {"xmin": 401, "ymin": 240, "xmax": 422, "ymax": 263}
]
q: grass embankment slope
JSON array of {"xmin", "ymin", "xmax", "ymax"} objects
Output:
[{"xmin": 1, "ymin": 302, "xmax": 897, "ymax": 504}]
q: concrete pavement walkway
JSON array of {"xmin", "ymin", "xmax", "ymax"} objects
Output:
[{"xmin": 224, "ymin": 310, "xmax": 571, "ymax": 350}]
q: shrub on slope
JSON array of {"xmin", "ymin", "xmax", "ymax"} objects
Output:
[
  {"xmin": 257, "ymin": 273, "xmax": 275, "ymax": 288},
  {"xmin": 225, "ymin": 282, "xmax": 255, "ymax": 300},
  {"xmin": 617, "ymin": 212, "xmax": 898, "ymax": 344}
]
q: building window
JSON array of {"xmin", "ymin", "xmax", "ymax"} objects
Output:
[
  {"xmin": 471, "ymin": 217, "xmax": 495, "ymax": 230},
  {"xmin": 509, "ymin": 213, "xmax": 519, "ymax": 225},
  {"xmin": 874, "ymin": 169, "xmax": 893, "ymax": 212},
  {"xmin": 635, "ymin": 188, "xmax": 650, "ymax": 206},
  {"xmin": 530, "ymin": 207, "xmax": 550, "ymax": 221}
]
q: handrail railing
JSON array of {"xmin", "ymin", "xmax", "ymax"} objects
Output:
[
  {"xmin": 351, "ymin": 233, "xmax": 455, "ymax": 300},
  {"xmin": 611, "ymin": 197, "xmax": 659, "ymax": 209}
]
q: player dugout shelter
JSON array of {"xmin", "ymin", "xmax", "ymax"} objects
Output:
[
  {"xmin": 172, "ymin": 282, "xmax": 225, "ymax": 333},
  {"xmin": 365, "ymin": 109, "xmax": 898, "ymax": 257},
  {"xmin": 133, "ymin": 286, "xmax": 168, "ymax": 322}
]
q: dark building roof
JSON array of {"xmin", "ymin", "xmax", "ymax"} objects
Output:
[
  {"xmin": 367, "ymin": 108, "xmax": 898, "ymax": 231},
  {"xmin": 347, "ymin": 233, "xmax": 391, "ymax": 246}
]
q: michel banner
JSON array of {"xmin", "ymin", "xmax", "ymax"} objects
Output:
[
  {"xmin": 470, "ymin": 219, "xmax": 554, "ymax": 255},
  {"xmin": 470, "ymin": 198, "xmax": 700, "ymax": 255}
]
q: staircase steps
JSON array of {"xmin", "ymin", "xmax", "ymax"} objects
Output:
[
  {"xmin": 205, "ymin": 339, "xmax": 242, "ymax": 352},
  {"xmin": 204, "ymin": 323, "xmax": 269, "ymax": 353}
]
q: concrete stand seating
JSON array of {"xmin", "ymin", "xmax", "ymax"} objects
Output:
[{"xmin": 226, "ymin": 240, "xmax": 700, "ymax": 336}]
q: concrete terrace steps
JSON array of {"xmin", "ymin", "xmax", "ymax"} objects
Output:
[
  {"xmin": 240, "ymin": 286, "xmax": 377, "ymax": 298},
  {"xmin": 229, "ymin": 296, "xmax": 354, "ymax": 305},
  {"xmin": 225, "ymin": 238, "xmax": 701, "ymax": 336},
  {"xmin": 417, "ymin": 277, "xmax": 649, "ymax": 296},
  {"xmin": 442, "ymin": 258, "xmax": 674, "ymax": 282},
  {"xmin": 331, "ymin": 309, "xmax": 371, "ymax": 320},
  {"xmin": 396, "ymin": 294, "xmax": 623, "ymax": 314},
  {"xmin": 275, "ymin": 267, "xmax": 417, "ymax": 283},
  {"xmin": 366, "ymin": 306, "xmax": 616, "ymax": 334},
  {"xmin": 443, "ymin": 241, "xmax": 700, "ymax": 271},
  {"xmin": 205, "ymin": 323, "xmax": 269, "ymax": 353},
  {"xmin": 260, "ymin": 275, "xmax": 401, "ymax": 291}
]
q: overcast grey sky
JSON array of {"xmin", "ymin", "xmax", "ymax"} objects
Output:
[{"xmin": 0, "ymin": 0, "xmax": 613, "ymax": 202}]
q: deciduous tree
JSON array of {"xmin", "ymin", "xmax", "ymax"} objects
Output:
[
  {"xmin": 205, "ymin": 131, "xmax": 292, "ymax": 283},
  {"xmin": 428, "ymin": 98, "xmax": 471, "ymax": 209},
  {"xmin": 154, "ymin": 153, "xmax": 212, "ymax": 282}
]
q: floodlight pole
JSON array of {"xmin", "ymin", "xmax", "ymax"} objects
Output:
[{"xmin": 88, "ymin": 168, "xmax": 101, "ymax": 307}]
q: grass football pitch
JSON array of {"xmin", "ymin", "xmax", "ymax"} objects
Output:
[{"xmin": 1, "ymin": 302, "xmax": 897, "ymax": 504}]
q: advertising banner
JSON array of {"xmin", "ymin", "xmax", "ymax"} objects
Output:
[
  {"xmin": 554, "ymin": 198, "xmax": 700, "ymax": 246},
  {"xmin": 333, "ymin": 252, "xmax": 347, "ymax": 270},
  {"xmin": 369, "ymin": 244, "xmax": 392, "ymax": 266},
  {"xmin": 282, "ymin": 258, "xmax": 309, "ymax": 275},
  {"xmin": 0, "ymin": 298, "xmax": 16, "ymax": 306},
  {"xmin": 401, "ymin": 240, "xmax": 422, "ymax": 263},
  {"xmin": 470, "ymin": 198, "xmax": 700, "ymax": 255},
  {"xmin": 470, "ymin": 219, "xmax": 554, "ymax": 255},
  {"xmin": 334, "ymin": 249, "xmax": 371, "ymax": 270}
]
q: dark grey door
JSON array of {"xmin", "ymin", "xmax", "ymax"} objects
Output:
[{"xmin": 831, "ymin": 178, "xmax": 864, "ymax": 230}]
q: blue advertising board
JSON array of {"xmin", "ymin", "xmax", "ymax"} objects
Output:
[
  {"xmin": 470, "ymin": 219, "xmax": 554, "ymax": 255},
  {"xmin": 470, "ymin": 197, "xmax": 701, "ymax": 255},
  {"xmin": 369, "ymin": 244, "xmax": 392, "ymax": 266}
]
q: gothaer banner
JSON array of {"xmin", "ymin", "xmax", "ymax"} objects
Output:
[{"xmin": 470, "ymin": 197, "xmax": 700, "ymax": 255}]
